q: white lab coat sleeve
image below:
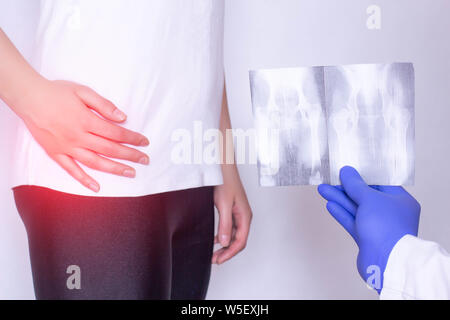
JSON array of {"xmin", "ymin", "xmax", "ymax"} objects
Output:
[{"xmin": 380, "ymin": 234, "xmax": 450, "ymax": 300}]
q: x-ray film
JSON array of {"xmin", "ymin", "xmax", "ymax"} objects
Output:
[{"xmin": 249, "ymin": 63, "xmax": 415, "ymax": 186}]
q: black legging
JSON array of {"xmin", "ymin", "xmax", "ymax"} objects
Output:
[{"xmin": 13, "ymin": 185, "xmax": 215, "ymax": 300}]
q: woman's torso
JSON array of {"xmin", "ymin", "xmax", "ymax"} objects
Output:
[{"xmin": 12, "ymin": 0, "xmax": 224, "ymax": 196}]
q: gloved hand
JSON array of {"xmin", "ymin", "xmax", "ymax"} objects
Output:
[{"xmin": 317, "ymin": 166, "xmax": 421, "ymax": 293}]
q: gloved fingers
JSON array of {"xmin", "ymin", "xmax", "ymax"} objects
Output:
[
  {"xmin": 372, "ymin": 185, "xmax": 407, "ymax": 195},
  {"xmin": 339, "ymin": 166, "xmax": 372, "ymax": 205},
  {"xmin": 318, "ymin": 184, "xmax": 357, "ymax": 216},
  {"xmin": 326, "ymin": 201, "xmax": 357, "ymax": 241}
]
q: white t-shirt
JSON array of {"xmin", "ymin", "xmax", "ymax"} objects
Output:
[{"xmin": 12, "ymin": 0, "xmax": 224, "ymax": 197}]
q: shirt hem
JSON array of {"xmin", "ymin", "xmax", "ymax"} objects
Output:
[{"xmin": 11, "ymin": 176, "xmax": 224, "ymax": 198}]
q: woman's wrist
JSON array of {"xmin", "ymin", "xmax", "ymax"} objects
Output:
[
  {"xmin": 0, "ymin": 28, "xmax": 46, "ymax": 116},
  {"xmin": 3, "ymin": 72, "xmax": 47, "ymax": 120}
]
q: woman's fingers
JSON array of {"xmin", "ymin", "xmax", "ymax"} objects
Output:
[
  {"xmin": 70, "ymin": 148, "xmax": 136, "ymax": 178},
  {"xmin": 75, "ymin": 85, "xmax": 127, "ymax": 122},
  {"xmin": 51, "ymin": 154, "xmax": 100, "ymax": 192},
  {"xmin": 83, "ymin": 133, "xmax": 149, "ymax": 165},
  {"xmin": 87, "ymin": 115, "xmax": 149, "ymax": 147},
  {"xmin": 214, "ymin": 227, "xmax": 247, "ymax": 265},
  {"xmin": 214, "ymin": 204, "xmax": 252, "ymax": 265},
  {"xmin": 216, "ymin": 202, "xmax": 233, "ymax": 247},
  {"xmin": 212, "ymin": 247, "xmax": 225, "ymax": 264}
]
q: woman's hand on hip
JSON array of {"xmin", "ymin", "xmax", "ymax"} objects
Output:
[{"xmin": 13, "ymin": 79, "xmax": 150, "ymax": 192}]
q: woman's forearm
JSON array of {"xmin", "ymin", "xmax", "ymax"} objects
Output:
[
  {"xmin": 0, "ymin": 28, "xmax": 43, "ymax": 114},
  {"xmin": 219, "ymin": 84, "xmax": 240, "ymax": 179},
  {"xmin": 213, "ymin": 83, "xmax": 252, "ymax": 264}
]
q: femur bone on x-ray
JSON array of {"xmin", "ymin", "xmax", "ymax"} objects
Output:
[{"xmin": 249, "ymin": 63, "xmax": 415, "ymax": 186}]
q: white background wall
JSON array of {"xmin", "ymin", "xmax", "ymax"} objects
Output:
[
  {"xmin": 0, "ymin": 0, "xmax": 38, "ymax": 299},
  {"xmin": 1, "ymin": 0, "xmax": 450, "ymax": 299}
]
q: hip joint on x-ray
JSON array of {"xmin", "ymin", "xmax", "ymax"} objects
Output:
[{"xmin": 249, "ymin": 63, "xmax": 415, "ymax": 186}]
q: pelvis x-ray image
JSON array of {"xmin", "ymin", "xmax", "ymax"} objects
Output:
[
  {"xmin": 249, "ymin": 63, "xmax": 415, "ymax": 186},
  {"xmin": 250, "ymin": 67, "xmax": 330, "ymax": 186}
]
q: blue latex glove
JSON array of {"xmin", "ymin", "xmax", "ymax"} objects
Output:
[{"xmin": 317, "ymin": 166, "xmax": 421, "ymax": 293}]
